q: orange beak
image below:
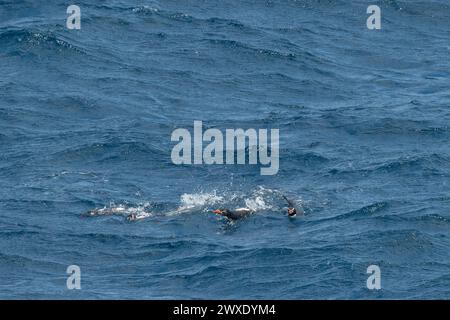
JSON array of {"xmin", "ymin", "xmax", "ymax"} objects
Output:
[{"xmin": 212, "ymin": 209, "xmax": 222, "ymax": 215}]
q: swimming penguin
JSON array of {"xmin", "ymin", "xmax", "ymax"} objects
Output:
[
  {"xmin": 83, "ymin": 206, "xmax": 151, "ymax": 221},
  {"xmin": 83, "ymin": 206, "xmax": 126, "ymax": 217},
  {"xmin": 126, "ymin": 212, "xmax": 151, "ymax": 221},
  {"xmin": 212, "ymin": 208, "xmax": 254, "ymax": 220},
  {"xmin": 127, "ymin": 213, "xmax": 138, "ymax": 221},
  {"xmin": 280, "ymin": 194, "xmax": 303, "ymax": 217}
]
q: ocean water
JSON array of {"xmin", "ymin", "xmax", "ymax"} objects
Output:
[{"xmin": 1, "ymin": 0, "xmax": 449, "ymax": 299}]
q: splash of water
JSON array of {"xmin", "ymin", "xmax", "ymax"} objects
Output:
[
  {"xmin": 168, "ymin": 191, "xmax": 224, "ymax": 215},
  {"xmin": 244, "ymin": 196, "xmax": 272, "ymax": 211},
  {"xmin": 85, "ymin": 186, "xmax": 303, "ymax": 220},
  {"xmin": 86, "ymin": 202, "xmax": 152, "ymax": 219}
]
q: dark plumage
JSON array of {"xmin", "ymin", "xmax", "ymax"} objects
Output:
[
  {"xmin": 212, "ymin": 208, "xmax": 254, "ymax": 220},
  {"xmin": 280, "ymin": 193, "xmax": 304, "ymax": 217}
]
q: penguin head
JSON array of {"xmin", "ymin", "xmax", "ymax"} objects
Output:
[
  {"xmin": 287, "ymin": 207, "xmax": 297, "ymax": 217},
  {"xmin": 212, "ymin": 209, "xmax": 229, "ymax": 216},
  {"xmin": 127, "ymin": 213, "xmax": 137, "ymax": 221}
]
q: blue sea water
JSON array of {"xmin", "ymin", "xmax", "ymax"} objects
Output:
[{"xmin": 1, "ymin": 0, "xmax": 450, "ymax": 299}]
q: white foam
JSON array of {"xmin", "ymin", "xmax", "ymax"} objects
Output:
[
  {"xmin": 101, "ymin": 202, "xmax": 152, "ymax": 217},
  {"xmin": 244, "ymin": 196, "xmax": 272, "ymax": 211},
  {"xmin": 164, "ymin": 191, "xmax": 224, "ymax": 216},
  {"xmin": 89, "ymin": 186, "xmax": 302, "ymax": 220},
  {"xmin": 132, "ymin": 4, "xmax": 160, "ymax": 13},
  {"xmin": 179, "ymin": 191, "xmax": 224, "ymax": 209}
]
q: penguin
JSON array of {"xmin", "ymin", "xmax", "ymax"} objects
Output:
[
  {"xmin": 212, "ymin": 208, "xmax": 254, "ymax": 220},
  {"xmin": 280, "ymin": 194, "xmax": 303, "ymax": 217}
]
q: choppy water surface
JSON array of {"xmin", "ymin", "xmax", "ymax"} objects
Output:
[{"xmin": 0, "ymin": 0, "xmax": 449, "ymax": 299}]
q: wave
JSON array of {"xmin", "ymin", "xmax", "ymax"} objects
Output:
[
  {"xmin": 339, "ymin": 201, "xmax": 389, "ymax": 220},
  {"xmin": 201, "ymin": 38, "xmax": 298, "ymax": 60},
  {"xmin": 0, "ymin": 28, "xmax": 86, "ymax": 55},
  {"xmin": 327, "ymin": 153, "xmax": 450, "ymax": 177},
  {"xmin": 130, "ymin": 5, "xmax": 256, "ymax": 33},
  {"xmin": 338, "ymin": 117, "xmax": 450, "ymax": 137},
  {"xmin": 131, "ymin": 4, "xmax": 161, "ymax": 15},
  {"xmin": 0, "ymin": 252, "xmax": 66, "ymax": 269},
  {"xmin": 315, "ymin": 201, "xmax": 390, "ymax": 224},
  {"xmin": 48, "ymin": 140, "xmax": 167, "ymax": 164}
]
